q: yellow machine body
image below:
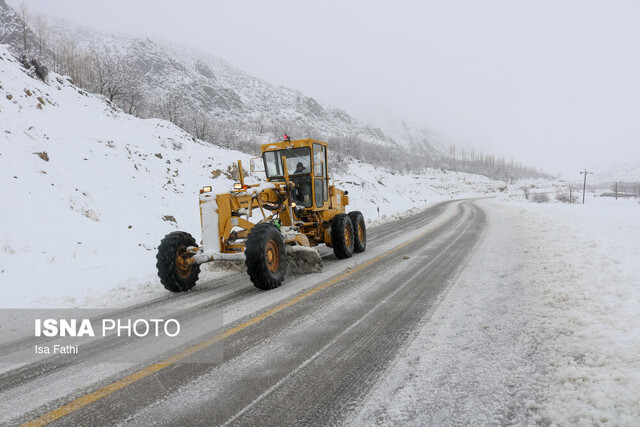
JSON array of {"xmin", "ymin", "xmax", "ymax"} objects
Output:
[{"xmin": 194, "ymin": 139, "xmax": 349, "ymax": 262}]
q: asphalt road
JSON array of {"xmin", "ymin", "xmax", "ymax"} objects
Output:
[{"xmin": 1, "ymin": 199, "xmax": 487, "ymax": 426}]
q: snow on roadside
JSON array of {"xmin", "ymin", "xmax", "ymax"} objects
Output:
[
  {"xmin": 353, "ymin": 197, "xmax": 640, "ymax": 425},
  {"xmin": 504, "ymin": 197, "xmax": 640, "ymax": 424}
]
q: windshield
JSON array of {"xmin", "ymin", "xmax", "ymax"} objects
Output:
[{"xmin": 263, "ymin": 148, "xmax": 311, "ymax": 179}]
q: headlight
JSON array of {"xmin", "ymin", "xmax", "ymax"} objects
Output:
[
  {"xmin": 233, "ymin": 183, "xmax": 242, "ymax": 190},
  {"xmin": 200, "ymin": 186, "xmax": 212, "ymax": 194}
]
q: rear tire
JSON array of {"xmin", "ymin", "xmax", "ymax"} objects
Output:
[
  {"xmin": 348, "ymin": 211, "xmax": 367, "ymax": 253},
  {"xmin": 245, "ymin": 223, "xmax": 287, "ymax": 290},
  {"xmin": 331, "ymin": 213, "xmax": 354, "ymax": 259},
  {"xmin": 156, "ymin": 231, "xmax": 200, "ymax": 292}
]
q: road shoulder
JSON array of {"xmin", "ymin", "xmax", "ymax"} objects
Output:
[{"xmin": 351, "ymin": 199, "xmax": 548, "ymax": 425}]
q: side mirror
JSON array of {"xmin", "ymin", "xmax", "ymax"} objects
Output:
[{"xmin": 250, "ymin": 157, "xmax": 264, "ymax": 173}]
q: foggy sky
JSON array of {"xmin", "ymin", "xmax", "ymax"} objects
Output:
[{"xmin": 9, "ymin": 0, "xmax": 640, "ymax": 177}]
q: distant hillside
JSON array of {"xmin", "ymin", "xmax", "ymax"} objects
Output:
[
  {"xmin": 591, "ymin": 161, "xmax": 640, "ymax": 185},
  {"xmin": 373, "ymin": 115, "xmax": 450, "ymax": 158},
  {"xmin": 0, "ymin": 0, "xmax": 54, "ymax": 63},
  {"xmin": 39, "ymin": 17, "xmax": 442, "ymax": 163}
]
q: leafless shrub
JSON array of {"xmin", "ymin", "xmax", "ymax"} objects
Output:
[
  {"xmin": 531, "ymin": 192, "xmax": 549, "ymax": 203},
  {"xmin": 556, "ymin": 185, "xmax": 578, "ymax": 203},
  {"xmin": 18, "ymin": 55, "xmax": 48, "ymax": 81},
  {"xmin": 194, "ymin": 59, "xmax": 214, "ymax": 78}
]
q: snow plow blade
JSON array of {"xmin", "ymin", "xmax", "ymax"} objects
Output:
[{"xmin": 285, "ymin": 245, "xmax": 323, "ymax": 274}]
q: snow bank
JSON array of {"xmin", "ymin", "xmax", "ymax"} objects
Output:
[
  {"xmin": 502, "ymin": 197, "xmax": 640, "ymax": 424},
  {"xmin": 353, "ymin": 197, "xmax": 640, "ymax": 424}
]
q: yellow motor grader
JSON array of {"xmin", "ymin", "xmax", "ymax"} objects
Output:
[{"xmin": 156, "ymin": 138, "xmax": 367, "ymax": 291}]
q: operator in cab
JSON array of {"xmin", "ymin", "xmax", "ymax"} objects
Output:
[{"xmin": 291, "ymin": 161, "xmax": 312, "ymax": 207}]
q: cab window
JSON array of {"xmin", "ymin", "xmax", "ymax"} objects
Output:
[{"xmin": 263, "ymin": 147, "xmax": 311, "ymax": 179}]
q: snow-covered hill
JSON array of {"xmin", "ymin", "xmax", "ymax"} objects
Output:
[
  {"xmin": 0, "ymin": 0, "xmax": 54, "ymax": 64},
  {"xmin": 590, "ymin": 160, "xmax": 640, "ymax": 185},
  {"xmin": 41, "ymin": 16, "xmax": 431, "ymax": 154},
  {"xmin": 0, "ymin": 0, "xmax": 23, "ymax": 46},
  {"xmin": 367, "ymin": 113, "xmax": 450, "ymax": 156},
  {"xmin": 0, "ymin": 45, "xmax": 508, "ymax": 308},
  {"xmin": 0, "ymin": 45, "xmax": 252, "ymax": 307}
]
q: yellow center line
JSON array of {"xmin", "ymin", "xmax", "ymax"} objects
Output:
[{"xmin": 21, "ymin": 205, "xmax": 459, "ymax": 427}]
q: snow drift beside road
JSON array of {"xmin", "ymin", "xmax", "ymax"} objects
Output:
[
  {"xmin": 354, "ymin": 197, "xmax": 640, "ymax": 424},
  {"xmin": 507, "ymin": 197, "xmax": 640, "ymax": 424},
  {"xmin": 0, "ymin": 45, "xmax": 505, "ymax": 309}
]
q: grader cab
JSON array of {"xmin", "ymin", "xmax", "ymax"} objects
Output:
[{"xmin": 156, "ymin": 138, "xmax": 367, "ymax": 291}]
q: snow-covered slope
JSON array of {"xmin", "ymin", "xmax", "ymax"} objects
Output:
[
  {"xmin": 367, "ymin": 113, "xmax": 450, "ymax": 157},
  {"xmin": 0, "ymin": 0, "xmax": 29, "ymax": 52},
  {"xmin": 0, "ymin": 0, "xmax": 54, "ymax": 64},
  {"xmin": 590, "ymin": 160, "xmax": 640, "ymax": 184},
  {"xmin": 0, "ymin": 45, "xmax": 505, "ymax": 308},
  {"xmin": 0, "ymin": 3, "xmax": 411, "ymax": 154},
  {"xmin": 0, "ymin": 45, "xmax": 252, "ymax": 307},
  {"xmin": 41, "ymin": 18, "xmax": 407, "ymax": 149},
  {"xmin": 0, "ymin": 0, "xmax": 22, "ymax": 46}
]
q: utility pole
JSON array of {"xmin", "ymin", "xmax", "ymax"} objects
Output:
[
  {"xmin": 615, "ymin": 181, "xmax": 619, "ymax": 200},
  {"xmin": 580, "ymin": 169, "xmax": 593, "ymax": 204}
]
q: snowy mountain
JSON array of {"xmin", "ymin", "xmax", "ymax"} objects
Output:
[
  {"xmin": 0, "ymin": 2, "xmax": 552, "ymax": 183},
  {"xmin": 372, "ymin": 114, "xmax": 450, "ymax": 158},
  {"xmin": 41, "ymin": 17, "xmax": 425, "ymax": 154}
]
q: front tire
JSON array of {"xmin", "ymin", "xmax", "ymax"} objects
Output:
[
  {"xmin": 156, "ymin": 231, "xmax": 200, "ymax": 292},
  {"xmin": 349, "ymin": 211, "xmax": 367, "ymax": 253},
  {"xmin": 245, "ymin": 223, "xmax": 287, "ymax": 290},
  {"xmin": 331, "ymin": 213, "xmax": 354, "ymax": 259}
]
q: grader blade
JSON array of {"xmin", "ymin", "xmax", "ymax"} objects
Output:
[{"xmin": 285, "ymin": 246, "xmax": 323, "ymax": 274}]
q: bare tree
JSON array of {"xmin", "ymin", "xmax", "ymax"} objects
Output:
[
  {"xmin": 187, "ymin": 110, "xmax": 211, "ymax": 140},
  {"xmin": 83, "ymin": 53, "xmax": 141, "ymax": 104},
  {"xmin": 120, "ymin": 83, "xmax": 145, "ymax": 116},
  {"xmin": 34, "ymin": 15, "xmax": 47, "ymax": 56},
  {"xmin": 256, "ymin": 114, "xmax": 265, "ymax": 134},
  {"xmin": 556, "ymin": 184, "xmax": 578, "ymax": 203},
  {"xmin": 152, "ymin": 91, "xmax": 187, "ymax": 126},
  {"xmin": 48, "ymin": 34, "xmax": 86, "ymax": 83},
  {"xmin": 20, "ymin": 1, "xmax": 29, "ymax": 51}
]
